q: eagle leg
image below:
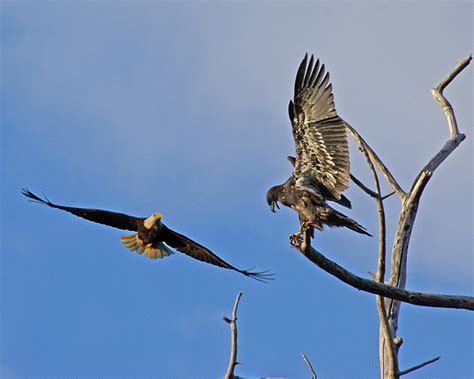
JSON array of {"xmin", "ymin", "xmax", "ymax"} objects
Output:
[{"xmin": 289, "ymin": 222, "xmax": 312, "ymax": 251}]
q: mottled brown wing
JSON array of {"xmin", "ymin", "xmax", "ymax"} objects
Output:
[
  {"xmin": 22, "ymin": 188, "xmax": 141, "ymax": 231},
  {"xmin": 289, "ymin": 54, "xmax": 350, "ymax": 198},
  {"xmin": 161, "ymin": 226, "xmax": 273, "ymax": 282}
]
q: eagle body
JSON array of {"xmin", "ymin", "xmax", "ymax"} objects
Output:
[
  {"xmin": 266, "ymin": 54, "xmax": 370, "ymax": 239},
  {"xmin": 120, "ymin": 213, "xmax": 175, "ymax": 259},
  {"xmin": 23, "ymin": 189, "xmax": 272, "ymax": 282},
  {"xmin": 267, "ymin": 176, "xmax": 369, "ymax": 236}
]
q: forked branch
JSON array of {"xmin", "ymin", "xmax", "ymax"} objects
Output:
[{"xmin": 386, "ymin": 54, "xmax": 471, "ymax": 349}]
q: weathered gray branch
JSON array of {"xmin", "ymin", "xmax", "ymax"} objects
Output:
[
  {"xmin": 360, "ymin": 144, "xmax": 399, "ymax": 378},
  {"xmin": 399, "ymin": 356, "xmax": 441, "ymax": 376},
  {"xmin": 295, "ymin": 246, "xmax": 474, "ymax": 310},
  {"xmin": 223, "ymin": 292, "xmax": 243, "ymax": 379},
  {"xmin": 301, "ymin": 353, "xmax": 318, "ymax": 379},
  {"xmin": 382, "ymin": 55, "xmax": 471, "ymax": 378}
]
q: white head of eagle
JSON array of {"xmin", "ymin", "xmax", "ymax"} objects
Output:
[{"xmin": 144, "ymin": 213, "xmax": 162, "ymax": 229}]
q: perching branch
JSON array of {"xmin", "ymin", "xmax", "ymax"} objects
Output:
[
  {"xmin": 295, "ymin": 245, "xmax": 474, "ymax": 311},
  {"xmin": 301, "ymin": 353, "xmax": 318, "ymax": 379},
  {"xmin": 223, "ymin": 292, "xmax": 243, "ymax": 379}
]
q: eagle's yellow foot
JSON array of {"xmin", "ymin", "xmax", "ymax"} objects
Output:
[
  {"xmin": 137, "ymin": 238, "xmax": 145, "ymax": 247},
  {"xmin": 289, "ymin": 231, "xmax": 303, "ymax": 248},
  {"xmin": 145, "ymin": 243, "xmax": 153, "ymax": 248}
]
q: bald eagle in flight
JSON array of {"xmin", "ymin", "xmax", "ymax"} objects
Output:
[
  {"xmin": 266, "ymin": 54, "xmax": 370, "ymax": 243},
  {"xmin": 23, "ymin": 189, "xmax": 272, "ymax": 282}
]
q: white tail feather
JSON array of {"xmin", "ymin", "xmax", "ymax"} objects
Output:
[{"xmin": 120, "ymin": 233, "xmax": 174, "ymax": 260}]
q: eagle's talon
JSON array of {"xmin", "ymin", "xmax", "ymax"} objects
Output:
[{"xmin": 289, "ymin": 231, "xmax": 304, "ymax": 248}]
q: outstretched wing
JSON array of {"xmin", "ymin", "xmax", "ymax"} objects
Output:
[
  {"xmin": 22, "ymin": 188, "xmax": 141, "ymax": 231},
  {"xmin": 161, "ymin": 226, "xmax": 273, "ymax": 282},
  {"xmin": 288, "ymin": 54, "xmax": 350, "ymax": 199}
]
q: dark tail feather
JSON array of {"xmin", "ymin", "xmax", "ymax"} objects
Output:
[
  {"xmin": 337, "ymin": 194, "xmax": 352, "ymax": 209},
  {"xmin": 328, "ymin": 208, "xmax": 372, "ymax": 236}
]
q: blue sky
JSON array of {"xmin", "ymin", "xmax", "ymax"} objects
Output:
[{"xmin": 1, "ymin": 2, "xmax": 472, "ymax": 378}]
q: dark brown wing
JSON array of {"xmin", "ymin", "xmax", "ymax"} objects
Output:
[
  {"xmin": 289, "ymin": 54, "xmax": 350, "ymax": 199},
  {"xmin": 22, "ymin": 188, "xmax": 141, "ymax": 231},
  {"xmin": 161, "ymin": 226, "xmax": 273, "ymax": 282}
]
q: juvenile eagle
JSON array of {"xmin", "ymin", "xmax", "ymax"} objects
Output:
[
  {"xmin": 266, "ymin": 54, "xmax": 370, "ymax": 244},
  {"xmin": 23, "ymin": 189, "xmax": 272, "ymax": 282}
]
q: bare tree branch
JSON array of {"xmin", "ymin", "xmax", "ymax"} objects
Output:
[
  {"xmin": 382, "ymin": 55, "xmax": 471, "ymax": 378},
  {"xmin": 344, "ymin": 121, "xmax": 406, "ymax": 198},
  {"xmin": 432, "ymin": 55, "xmax": 471, "ymax": 139},
  {"xmin": 295, "ymin": 245, "xmax": 474, "ymax": 310},
  {"xmin": 350, "ymin": 173, "xmax": 379, "ymax": 198},
  {"xmin": 301, "ymin": 353, "xmax": 318, "ymax": 379},
  {"xmin": 223, "ymin": 292, "xmax": 243, "ymax": 379},
  {"xmin": 350, "ymin": 174, "xmax": 396, "ymax": 201},
  {"xmin": 359, "ymin": 143, "xmax": 399, "ymax": 378},
  {"xmin": 399, "ymin": 356, "xmax": 441, "ymax": 376}
]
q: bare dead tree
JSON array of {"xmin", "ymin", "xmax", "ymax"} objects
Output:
[
  {"xmin": 293, "ymin": 55, "xmax": 471, "ymax": 379},
  {"xmin": 223, "ymin": 292, "xmax": 243, "ymax": 379}
]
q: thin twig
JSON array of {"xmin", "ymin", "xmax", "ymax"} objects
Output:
[
  {"xmin": 293, "ymin": 244, "xmax": 474, "ymax": 311},
  {"xmin": 359, "ymin": 147, "xmax": 386, "ymax": 283},
  {"xmin": 345, "ymin": 120, "xmax": 406, "ymax": 198},
  {"xmin": 382, "ymin": 191, "xmax": 395, "ymax": 200},
  {"xmin": 350, "ymin": 174, "xmax": 395, "ymax": 201},
  {"xmin": 350, "ymin": 174, "xmax": 379, "ymax": 198},
  {"xmin": 399, "ymin": 356, "xmax": 441, "ymax": 376},
  {"xmin": 301, "ymin": 353, "xmax": 318, "ymax": 379},
  {"xmin": 223, "ymin": 292, "xmax": 243, "ymax": 379}
]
